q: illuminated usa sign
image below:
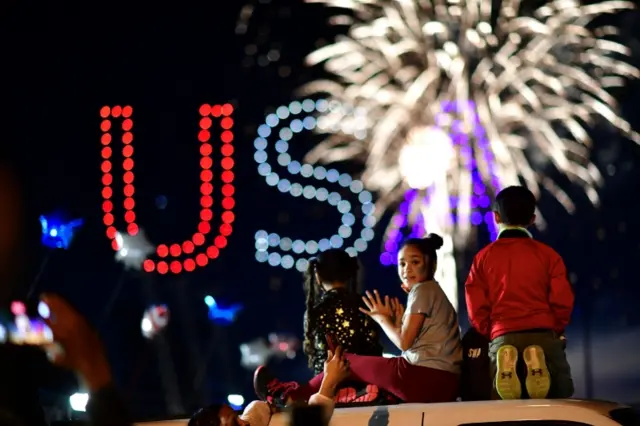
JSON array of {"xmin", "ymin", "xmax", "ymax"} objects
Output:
[{"xmin": 98, "ymin": 104, "xmax": 235, "ymax": 274}]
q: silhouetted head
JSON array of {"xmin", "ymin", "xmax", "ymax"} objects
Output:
[
  {"xmin": 492, "ymin": 186, "xmax": 536, "ymax": 227},
  {"xmin": 188, "ymin": 404, "xmax": 249, "ymax": 426},
  {"xmin": 303, "ymin": 248, "xmax": 360, "ymax": 366},
  {"xmin": 398, "ymin": 234, "xmax": 444, "ymax": 289},
  {"xmin": 310, "ymin": 248, "xmax": 359, "ymax": 289}
]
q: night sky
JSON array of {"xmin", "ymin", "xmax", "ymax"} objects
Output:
[{"xmin": 2, "ymin": 0, "xmax": 640, "ymax": 420}]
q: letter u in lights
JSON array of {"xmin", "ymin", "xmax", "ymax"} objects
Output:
[{"xmin": 99, "ymin": 104, "xmax": 236, "ymax": 275}]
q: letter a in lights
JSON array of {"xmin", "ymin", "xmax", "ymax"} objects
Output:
[{"xmin": 99, "ymin": 104, "xmax": 236, "ymax": 275}]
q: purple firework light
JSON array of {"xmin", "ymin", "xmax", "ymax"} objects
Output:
[{"xmin": 380, "ymin": 101, "xmax": 503, "ymax": 265}]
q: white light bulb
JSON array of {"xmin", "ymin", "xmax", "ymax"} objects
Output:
[
  {"xmin": 37, "ymin": 301, "xmax": 50, "ymax": 319},
  {"xmin": 227, "ymin": 394, "xmax": 245, "ymax": 407},
  {"xmin": 69, "ymin": 392, "xmax": 89, "ymax": 412},
  {"xmin": 141, "ymin": 318, "xmax": 152, "ymax": 333},
  {"xmin": 399, "ymin": 127, "xmax": 455, "ymax": 189},
  {"xmin": 15, "ymin": 315, "xmax": 29, "ymax": 331}
]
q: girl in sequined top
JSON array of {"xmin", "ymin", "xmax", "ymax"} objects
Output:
[
  {"xmin": 255, "ymin": 235, "xmax": 462, "ymax": 406},
  {"xmin": 303, "ymin": 249, "xmax": 382, "ymax": 375}
]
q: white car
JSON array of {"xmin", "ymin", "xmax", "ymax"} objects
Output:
[{"xmin": 137, "ymin": 399, "xmax": 638, "ymax": 426}]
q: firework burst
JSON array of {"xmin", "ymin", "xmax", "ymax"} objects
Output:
[{"xmin": 298, "ymin": 0, "xmax": 638, "ymax": 307}]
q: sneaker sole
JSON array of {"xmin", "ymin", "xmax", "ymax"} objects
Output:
[
  {"xmin": 336, "ymin": 385, "xmax": 381, "ymax": 405},
  {"xmin": 353, "ymin": 384, "xmax": 380, "ymax": 403},
  {"xmin": 496, "ymin": 345, "xmax": 522, "ymax": 400},
  {"xmin": 524, "ymin": 345, "xmax": 551, "ymax": 399}
]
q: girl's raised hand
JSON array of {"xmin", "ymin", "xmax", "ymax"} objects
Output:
[{"xmin": 359, "ymin": 290, "xmax": 393, "ymax": 323}]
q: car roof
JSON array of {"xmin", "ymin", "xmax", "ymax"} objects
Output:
[
  {"xmin": 269, "ymin": 399, "xmax": 630, "ymax": 426},
  {"xmin": 136, "ymin": 399, "xmax": 631, "ymax": 426},
  {"xmin": 378, "ymin": 399, "xmax": 627, "ymax": 416}
]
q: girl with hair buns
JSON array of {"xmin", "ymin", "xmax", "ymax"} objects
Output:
[
  {"xmin": 255, "ymin": 234, "xmax": 463, "ymax": 405},
  {"xmin": 302, "ymin": 248, "xmax": 382, "ymax": 375}
]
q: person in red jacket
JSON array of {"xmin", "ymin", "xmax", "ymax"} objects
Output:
[{"xmin": 464, "ymin": 186, "xmax": 574, "ymax": 400}]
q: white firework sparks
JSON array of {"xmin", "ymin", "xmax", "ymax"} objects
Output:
[{"xmin": 298, "ymin": 0, "xmax": 638, "ymax": 308}]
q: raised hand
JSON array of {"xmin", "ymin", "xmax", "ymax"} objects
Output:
[
  {"xmin": 41, "ymin": 293, "xmax": 112, "ymax": 391},
  {"xmin": 359, "ymin": 290, "xmax": 393, "ymax": 324}
]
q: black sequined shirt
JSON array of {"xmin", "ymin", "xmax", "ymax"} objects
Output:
[{"xmin": 305, "ymin": 288, "xmax": 383, "ymax": 375}]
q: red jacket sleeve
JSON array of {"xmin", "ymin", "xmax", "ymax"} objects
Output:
[
  {"xmin": 548, "ymin": 252, "xmax": 574, "ymax": 333},
  {"xmin": 465, "ymin": 254, "xmax": 491, "ymax": 337}
]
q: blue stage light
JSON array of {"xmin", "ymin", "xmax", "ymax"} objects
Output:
[
  {"xmin": 205, "ymin": 295, "xmax": 242, "ymax": 325},
  {"xmin": 39, "ymin": 214, "xmax": 83, "ymax": 250}
]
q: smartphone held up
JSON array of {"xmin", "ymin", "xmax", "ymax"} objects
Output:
[{"xmin": 0, "ymin": 300, "xmax": 53, "ymax": 345}]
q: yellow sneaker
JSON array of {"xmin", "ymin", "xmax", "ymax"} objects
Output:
[
  {"xmin": 495, "ymin": 345, "xmax": 522, "ymax": 400},
  {"xmin": 523, "ymin": 345, "xmax": 551, "ymax": 399}
]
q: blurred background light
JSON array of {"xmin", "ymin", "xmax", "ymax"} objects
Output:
[
  {"xmin": 227, "ymin": 394, "xmax": 245, "ymax": 410},
  {"xmin": 69, "ymin": 392, "xmax": 89, "ymax": 412}
]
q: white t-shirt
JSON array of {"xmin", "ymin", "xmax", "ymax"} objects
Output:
[{"xmin": 240, "ymin": 393, "xmax": 335, "ymax": 426}]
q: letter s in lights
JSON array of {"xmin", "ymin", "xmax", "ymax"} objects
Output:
[
  {"xmin": 253, "ymin": 99, "xmax": 377, "ymax": 272},
  {"xmin": 99, "ymin": 104, "xmax": 236, "ymax": 275}
]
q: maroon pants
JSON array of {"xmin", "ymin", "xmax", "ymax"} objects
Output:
[{"xmin": 296, "ymin": 354, "xmax": 459, "ymax": 403}]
